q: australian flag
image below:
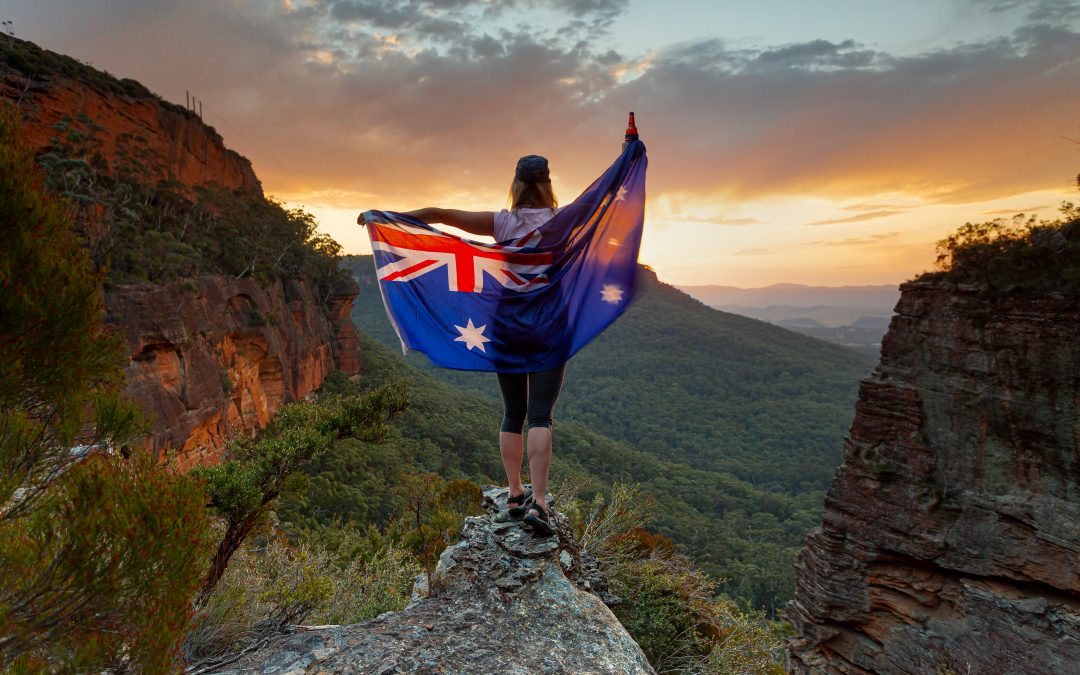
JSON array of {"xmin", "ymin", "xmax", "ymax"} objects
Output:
[{"xmin": 362, "ymin": 139, "xmax": 647, "ymax": 373}]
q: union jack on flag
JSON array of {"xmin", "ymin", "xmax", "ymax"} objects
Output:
[
  {"xmin": 362, "ymin": 139, "xmax": 647, "ymax": 373},
  {"xmin": 369, "ymin": 219, "xmax": 555, "ymax": 293}
]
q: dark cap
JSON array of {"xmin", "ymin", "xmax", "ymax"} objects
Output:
[{"xmin": 515, "ymin": 155, "xmax": 551, "ymax": 184}]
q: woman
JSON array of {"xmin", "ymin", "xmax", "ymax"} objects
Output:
[{"xmin": 396, "ymin": 155, "xmax": 563, "ymax": 536}]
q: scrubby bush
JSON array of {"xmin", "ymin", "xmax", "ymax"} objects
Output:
[
  {"xmin": 3, "ymin": 453, "xmax": 213, "ymax": 671},
  {"xmin": 392, "ymin": 472, "xmax": 483, "ymax": 588},
  {"xmin": 562, "ymin": 481, "xmax": 786, "ymax": 674},
  {"xmin": 0, "ymin": 103, "xmax": 212, "ymax": 671},
  {"xmin": 183, "ymin": 526, "xmax": 416, "ymax": 666},
  {"xmin": 932, "ymin": 199, "xmax": 1080, "ymax": 293}
]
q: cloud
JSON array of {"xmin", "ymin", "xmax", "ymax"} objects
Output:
[
  {"xmin": 9, "ymin": 1, "xmax": 1080, "ymax": 214},
  {"xmin": 668, "ymin": 214, "xmax": 764, "ymax": 226},
  {"xmin": 807, "ymin": 210, "xmax": 903, "ymax": 225},
  {"xmin": 980, "ymin": 204, "xmax": 1048, "ymax": 214},
  {"xmin": 615, "ymin": 23, "xmax": 1080, "ymax": 203},
  {"xmin": 811, "ymin": 232, "xmax": 902, "ymax": 246},
  {"xmin": 973, "ymin": 0, "xmax": 1080, "ymax": 25},
  {"xmin": 732, "ymin": 247, "xmax": 772, "ymax": 256},
  {"xmin": 748, "ymin": 38, "xmax": 885, "ymax": 72},
  {"xmin": 841, "ymin": 202, "xmax": 913, "ymax": 211}
]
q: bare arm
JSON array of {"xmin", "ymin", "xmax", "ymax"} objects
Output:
[{"xmin": 401, "ymin": 208, "xmax": 495, "ymax": 237}]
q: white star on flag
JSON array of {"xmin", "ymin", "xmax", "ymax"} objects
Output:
[
  {"xmin": 600, "ymin": 284, "xmax": 624, "ymax": 305},
  {"xmin": 454, "ymin": 318, "xmax": 491, "ymax": 352},
  {"xmin": 613, "ymin": 185, "xmax": 629, "ymax": 202}
]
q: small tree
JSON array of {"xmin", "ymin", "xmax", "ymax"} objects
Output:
[
  {"xmin": 394, "ymin": 474, "xmax": 482, "ymax": 589},
  {"xmin": 0, "ymin": 106, "xmax": 137, "ymax": 517},
  {"xmin": 194, "ymin": 383, "xmax": 409, "ymax": 602}
]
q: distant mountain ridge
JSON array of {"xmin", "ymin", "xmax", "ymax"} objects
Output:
[
  {"xmin": 679, "ymin": 283, "xmax": 902, "ymax": 356},
  {"xmin": 678, "ymin": 282, "xmax": 901, "ymax": 310}
]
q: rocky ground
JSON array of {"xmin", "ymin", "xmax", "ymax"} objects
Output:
[{"xmin": 204, "ymin": 487, "xmax": 653, "ymax": 674}]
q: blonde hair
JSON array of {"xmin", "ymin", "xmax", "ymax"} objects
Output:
[{"xmin": 508, "ymin": 178, "xmax": 558, "ymax": 211}]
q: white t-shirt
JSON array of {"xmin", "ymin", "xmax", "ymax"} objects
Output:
[{"xmin": 493, "ymin": 207, "xmax": 560, "ymax": 242}]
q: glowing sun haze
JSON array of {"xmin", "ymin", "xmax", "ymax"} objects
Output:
[{"xmin": 7, "ymin": 0, "xmax": 1080, "ymax": 286}]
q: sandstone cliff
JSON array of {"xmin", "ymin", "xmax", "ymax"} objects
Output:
[
  {"xmin": 211, "ymin": 487, "xmax": 654, "ymax": 674},
  {"xmin": 787, "ymin": 278, "xmax": 1080, "ymax": 673},
  {"xmin": 2, "ymin": 37, "xmax": 259, "ymax": 194},
  {"xmin": 107, "ymin": 276, "xmax": 359, "ymax": 465},
  {"xmin": 2, "ymin": 38, "xmax": 361, "ymax": 463}
]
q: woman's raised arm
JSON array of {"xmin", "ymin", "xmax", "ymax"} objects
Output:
[{"xmin": 399, "ymin": 208, "xmax": 495, "ymax": 237}]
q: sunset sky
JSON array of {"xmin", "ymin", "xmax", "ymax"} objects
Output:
[{"xmin": 6, "ymin": 0, "xmax": 1080, "ymax": 286}]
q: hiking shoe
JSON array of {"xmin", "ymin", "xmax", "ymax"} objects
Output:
[
  {"xmin": 506, "ymin": 487, "xmax": 534, "ymax": 518},
  {"xmin": 494, "ymin": 488, "xmax": 534, "ymax": 522},
  {"xmin": 522, "ymin": 501, "xmax": 556, "ymax": 537}
]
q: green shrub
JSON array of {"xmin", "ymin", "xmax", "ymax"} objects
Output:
[
  {"xmin": 932, "ymin": 206, "xmax": 1080, "ymax": 294},
  {"xmin": 184, "ymin": 527, "xmax": 416, "ymax": 665},
  {"xmin": 0, "ymin": 106, "xmax": 137, "ymax": 514},
  {"xmin": 1, "ymin": 103, "xmax": 214, "ymax": 671},
  {"xmin": 561, "ymin": 482, "xmax": 786, "ymax": 674},
  {"xmin": 2, "ymin": 452, "xmax": 213, "ymax": 671},
  {"xmin": 390, "ymin": 473, "xmax": 483, "ymax": 589},
  {"xmin": 194, "ymin": 383, "xmax": 409, "ymax": 600}
]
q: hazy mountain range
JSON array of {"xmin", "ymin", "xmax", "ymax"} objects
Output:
[{"xmin": 678, "ymin": 283, "xmax": 902, "ymax": 355}]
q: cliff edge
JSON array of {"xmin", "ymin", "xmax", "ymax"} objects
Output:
[
  {"xmin": 209, "ymin": 487, "xmax": 654, "ymax": 674},
  {"xmin": 2, "ymin": 36, "xmax": 259, "ymax": 194},
  {"xmin": 107, "ymin": 276, "xmax": 360, "ymax": 465},
  {"xmin": 5, "ymin": 37, "xmax": 361, "ymax": 462},
  {"xmin": 787, "ymin": 276, "xmax": 1080, "ymax": 673}
]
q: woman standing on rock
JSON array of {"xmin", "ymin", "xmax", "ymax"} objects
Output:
[
  {"xmin": 389, "ymin": 155, "xmax": 564, "ymax": 536},
  {"xmin": 360, "ymin": 116, "xmax": 646, "ymax": 539}
]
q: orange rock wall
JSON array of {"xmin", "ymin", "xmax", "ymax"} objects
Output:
[
  {"xmin": 4, "ymin": 40, "xmax": 360, "ymax": 464},
  {"xmin": 2, "ymin": 65, "xmax": 260, "ymax": 194},
  {"xmin": 106, "ymin": 276, "xmax": 360, "ymax": 466}
]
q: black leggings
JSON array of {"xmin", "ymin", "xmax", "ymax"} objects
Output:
[{"xmin": 497, "ymin": 363, "xmax": 567, "ymax": 433}]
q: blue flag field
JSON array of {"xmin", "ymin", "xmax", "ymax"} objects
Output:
[{"xmin": 362, "ymin": 140, "xmax": 647, "ymax": 373}]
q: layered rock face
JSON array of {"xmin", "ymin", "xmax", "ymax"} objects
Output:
[
  {"xmin": 219, "ymin": 487, "xmax": 653, "ymax": 674},
  {"xmin": 107, "ymin": 276, "xmax": 360, "ymax": 466},
  {"xmin": 787, "ymin": 278, "xmax": 1080, "ymax": 673},
  {"xmin": 2, "ymin": 44, "xmax": 260, "ymax": 194},
  {"xmin": 4, "ymin": 38, "xmax": 360, "ymax": 463}
]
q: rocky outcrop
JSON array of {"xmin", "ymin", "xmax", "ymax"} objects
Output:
[
  {"xmin": 2, "ymin": 38, "xmax": 260, "ymax": 194},
  {"xmin": 787, "ymin": 278, "xmax": 1080, "ymax": 673},
  {"xmin": 215, "ymin": 487, "xmax": 653, "ymax": 674},
  {"xmin": 2, "ymin": 38, "xmax": 360, "ymax": 463},
  {"xmin": 107, "ymin": 275, "xmax": 360, "ymax": 466}
]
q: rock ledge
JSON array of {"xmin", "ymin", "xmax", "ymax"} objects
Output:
[{"xmin": 212, "ymin": 487, "xmax": 653, "ymax": 674}]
